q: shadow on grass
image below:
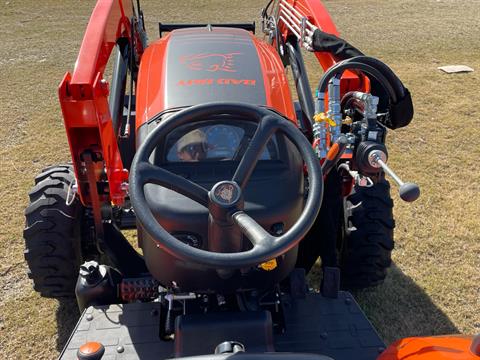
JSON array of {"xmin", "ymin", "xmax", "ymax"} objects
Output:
[
  {"xmin": 310, "ymin": 262, "xmax": 458, "ymax": 344},
  {"xmin": 55, "ymin": 298, "xmax": 80, "ymax": 352}
]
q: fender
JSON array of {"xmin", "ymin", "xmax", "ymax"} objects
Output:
[{"xmin": 378, "ymin": 335, "xmax": 480, "ymax": 360}]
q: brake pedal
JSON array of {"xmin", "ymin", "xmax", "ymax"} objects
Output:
[{"xmin": 321, "ymin": 266, "xmax": 340, "ymax": 299}]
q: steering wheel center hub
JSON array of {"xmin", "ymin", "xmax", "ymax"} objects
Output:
[{"xmin": 210, "ymin": 181, "xmax": 242, "ymax": 207}]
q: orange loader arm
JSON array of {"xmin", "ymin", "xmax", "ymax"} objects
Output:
[{"xmin": 58, "ymin": 0, "xmax": 143, "ymax": 207}]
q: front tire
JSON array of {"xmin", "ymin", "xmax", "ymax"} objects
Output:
[
  {"xmin": 339, "ymin": 178, "xmax": 395, "ymax": 289},
  {"xmin": 23, "ymin": 165, "xmax": 83, "ymax": 298}
]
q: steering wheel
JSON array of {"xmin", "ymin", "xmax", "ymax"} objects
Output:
[{"xmin": 129, "ymin": 102, "xmax": 323, "ymax": 269}]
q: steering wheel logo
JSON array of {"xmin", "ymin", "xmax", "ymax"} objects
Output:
[
  {"xmin": 218, "ymin": 184, "xmax": 234, "ymax": 202},
  {"xmin": 212, "ymin": 182, "xmax": 241, "ymax": 205}
]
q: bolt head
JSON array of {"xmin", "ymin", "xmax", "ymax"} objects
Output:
[{"xmin": 368, "ymin": 150, "xmax": 387, "ymax": 168}]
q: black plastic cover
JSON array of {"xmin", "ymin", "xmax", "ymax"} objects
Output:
[
  {"xmin": 159, "ymin": 23, "xmax": 256, "ymax": 37},
  {"xmin": 311, "ymin": 29, "xmax": 363, "ymax": 60},
  {"xmin": 174, "ymin": 311, "xmax": 274, "ymax": 357},
  {"xmin": 385, "ymin": 88, "xmax": 414, "ymax": 129}
]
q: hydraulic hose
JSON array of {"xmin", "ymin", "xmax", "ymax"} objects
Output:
[
  {"xmin": 317, "ymin": 61, "xmax": 398, "ymax": 103},
  {"xmin": 340, "ymin": 57, "xmax": 413, "ymax": 129},
  {"xmin": 286, "ymin": 41, "xmax": 315, "ymax": 123},
  {"xmin": 316, "ymin": 56, "xmax": 414, "ymax": 129},
  {"xmin": 311, "ymin": 30, "xmax": 406, "ymax": 102},
  {"xmin": 343, "ymin": 56, "xmax": 406, "ymax": 99}
]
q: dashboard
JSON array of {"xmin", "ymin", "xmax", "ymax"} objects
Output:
[{"xmin": 165, "ymin": 122, "xmax": 277, "ymax": 162}]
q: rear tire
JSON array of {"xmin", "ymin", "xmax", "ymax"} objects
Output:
[
  {"xmin": 23, "ymin": 165, "xmax": 83, "ymax": 298},
  {"xmin": 339, "ymin": 178, "xmax": 395, "ymax": 289}
]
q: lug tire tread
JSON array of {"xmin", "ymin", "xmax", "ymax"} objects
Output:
[
  {"xmin": 24, "ymin": 165, "xmax": 83, "ymax": 298},
  {"xmin": 340, "ymin": 179, "xmax": 395, "ymax": 289}
]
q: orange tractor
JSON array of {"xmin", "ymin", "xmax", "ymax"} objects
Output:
[{"xmin": 23, "ymin": 0, "xmax": 478, "ymax": 359}]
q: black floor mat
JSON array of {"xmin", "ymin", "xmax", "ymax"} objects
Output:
[{"xmin": 60, "ymin": 292, "xmax": 384, "ymax": 360}]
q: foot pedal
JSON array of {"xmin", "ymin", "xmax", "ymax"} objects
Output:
[
  {"xmin": 321, "ymin": 266, "xmax": 340, "ymax": 298},
  {"xmin": 289, "ymin": 268, "xmax": 307, "ymax": 299}
]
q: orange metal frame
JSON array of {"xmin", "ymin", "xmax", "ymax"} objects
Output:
[{"xmin": 58, "ymin": 0, "xmax": 141, "ymax": 206}]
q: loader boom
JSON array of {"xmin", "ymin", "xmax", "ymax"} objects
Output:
[{"xmin": 58, "ymin": 0, "xmax": 142, "ymax": 206}]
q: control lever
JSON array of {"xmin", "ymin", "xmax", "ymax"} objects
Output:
[
  {"xmin": 321, "ymin": 135, "xmax": 348, "ymax": 176},
  {"xmin": 163, "ymin": 293, "xmax": 196, "ymax": 336},
  {"xmin": 368, "ymin": 150, "xmax": 420, "ymax": 202}
]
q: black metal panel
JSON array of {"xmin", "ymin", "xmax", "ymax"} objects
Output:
[
  {"xmin": 59, "ymin": 292, "xmax": 384, "ymax": 360},
  {"xmin": 164, "ymin": 28, "xmax": 266, "ymax": 109},
  {"xmin": 276, "ymin": 292, "xmax": 385, "ymax": 360},
  {"xmin": 174, "ymin": 311, "xmax": 274, "ymax": 357},
  {"xmin": 159, "ymin": 23, "xmax": 255, "ymax": 37},
  {"xmin": 59, "ymin": 303, "xmax": 174, "ymax": 360}
]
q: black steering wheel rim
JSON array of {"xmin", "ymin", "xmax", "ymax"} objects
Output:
[{"xmin": 129, "ymin": 102, "xmax": 323, "ymax": 269}]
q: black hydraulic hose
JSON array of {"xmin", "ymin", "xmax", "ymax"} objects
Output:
[
  {"xmin": 286, "ymin": 41, "xmax": 315, "ymax": 123},
  {"xmin": 339, "ymin": 56, "xmax": 414, "ymax": 129},
  {"xmin": 342, "ymin": 56, "xmax": 406, "ymax": 99},
  {"xmin": 317, "ymin": 61, "xmax": 398, "ymax": 104},
  {"xmin": 311, "ymin": 30, "xmax": 407, "ymax": 101},
  {"xmin": 312, "ymin": 33, "xmax": 414, "ymax": 129},
  {"xmin": 109, "ymin": 41, "xmax": 128, "ymax": 135},
  {"xmin": 261, "ymin": 0, "xmax": 275, "ymax": 18}
]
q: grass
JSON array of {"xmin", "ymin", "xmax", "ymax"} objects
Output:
[{"xmin": 0, "ymin": 0, "xmax": 479, "ymax": 359}]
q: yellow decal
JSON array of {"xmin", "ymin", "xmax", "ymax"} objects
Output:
[{"xmin": 259, "ymin": 259, "xmax": 277, "ymax": 271}]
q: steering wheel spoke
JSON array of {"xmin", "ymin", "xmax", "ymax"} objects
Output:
[
  {"xmin": 137, "ymin": 162, "xmax": 209, "ymax": 207},
  {"xmin": 232, "ymin": 211, "xmax": 275, "ymax": 249},
  {"xmin": 232, "ymin": 116, "xmax": 278, "ymax": 189}
]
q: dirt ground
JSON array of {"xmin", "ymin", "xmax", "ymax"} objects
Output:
[{"xmin": 0, "ymin": 0, "xmax": 479, "ymax": 359}]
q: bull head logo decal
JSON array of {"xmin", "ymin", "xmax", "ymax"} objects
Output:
[
  {"xmin": 180, "ymin": 52, "xmax": 242, "ymax": 73},
  {"xmin": 217, "ymin": 184, "xmax": 234, "ymax": 202}
]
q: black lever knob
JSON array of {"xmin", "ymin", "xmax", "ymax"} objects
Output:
[{"xmin": 399, "ymin": 182, "xmax": 421, "ymax": 202}]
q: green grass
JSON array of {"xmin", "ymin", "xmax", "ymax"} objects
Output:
[{"xmin": 0, "ymin": 0, "xmax": 479, "ymax": 358}]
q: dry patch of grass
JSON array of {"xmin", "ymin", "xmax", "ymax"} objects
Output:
[{"xmin": 0, "ymin": 0, "xmax": 478, "ymax": 359}]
